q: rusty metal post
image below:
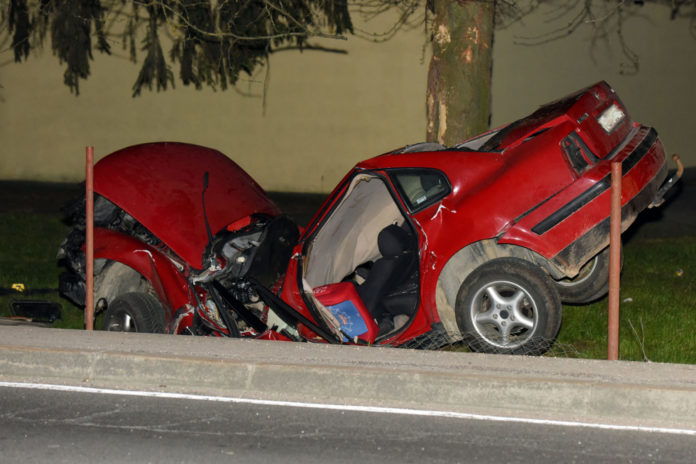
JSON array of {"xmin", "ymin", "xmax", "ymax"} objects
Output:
[
  {"xmin": 608, "ymin": 161, "xmax": 622, "ymax": 360},
  {"xmin": 85, "ymin": 147, "xmax": 95, "ymax": 330}
]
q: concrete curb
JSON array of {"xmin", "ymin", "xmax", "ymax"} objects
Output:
[{"xmin": 1, "ymin": 326, "xmax": 695, "ymax": 431}]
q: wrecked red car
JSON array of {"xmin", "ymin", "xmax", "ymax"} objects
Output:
[{"xmin": 58, "ymin": 82, "xmax": 681, "ymax": 355}]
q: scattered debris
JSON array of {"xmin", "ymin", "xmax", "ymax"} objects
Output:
[{"xmin": 9, "ymin": 300, "xmax": 62, "ymax": 323}]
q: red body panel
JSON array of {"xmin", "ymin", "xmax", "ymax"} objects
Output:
[
  {"xmin": 93, "ymin": 228, "xmax": 191, "ymax": 326},
  {"xmin": 499, "ymin": 126, "xmax": 665, "ymax": 260},
  {"xmin": 94, "ymin": 143, "xmax": 280, "ymax": 269}
]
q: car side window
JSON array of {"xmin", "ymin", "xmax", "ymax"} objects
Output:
[{"xmin": 390, "ymin": 169, "xmax": 451, "ymax": 213}]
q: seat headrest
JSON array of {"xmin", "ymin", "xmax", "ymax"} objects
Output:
[{"xmin": 377, "ymin": 224, "xmax": 412, "ymax": 257}]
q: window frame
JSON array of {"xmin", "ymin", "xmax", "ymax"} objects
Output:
[{"xmin": 388, "ymin": 168, "xmax": 452, "ymax": 214}]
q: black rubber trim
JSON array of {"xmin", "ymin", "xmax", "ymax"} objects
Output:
[
  {"xmin": 531, "ymin": 178, "xmax": 610, "ymax": 235},
  {"xmin": 386, "ymin": 167, "xmax": 452, "ymax": 214},
  {"xmin": 552, "ymin": 163, "xmax": 666, "ymax": 270},
  {"xmin": 532, "ymin": 128, "xmax": 657, "ymax": 235}
]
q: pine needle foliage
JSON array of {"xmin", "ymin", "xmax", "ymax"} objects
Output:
[
  {"xmin": 4, "ymin": 0, "xmax": 694, "ymax": 99},
  {"xmin": 3, "ymin": 0, "xmax": 354, "ymax": 96}
]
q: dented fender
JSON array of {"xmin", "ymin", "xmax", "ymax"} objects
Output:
[
  {"xmin": 434, "ymin": 240, "xmax": 561, "ymax": 341},
  {"xmin": 93, "ymin": 228, "xmax": 192, "ymax": 324}
]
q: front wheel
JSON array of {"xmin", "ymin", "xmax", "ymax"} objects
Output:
[
  {"xmin": 455, "ymin": 258, "xmax": 562, "ymax": 356},
  {"xmin": 102, "ymin": 292, "xmax": 166, "ymax": 333}
]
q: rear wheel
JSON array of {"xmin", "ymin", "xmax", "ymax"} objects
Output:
[
  {"xmin": 102, "ymin": 292, "xmax": 166, "ymax": 333},
  {"xmin": 455, "ymin": 258, "xmax": 561, "ymax": 356},
  {"xmin": 555, "ymin": 247, "xmax": 613, "ymax": 304}
]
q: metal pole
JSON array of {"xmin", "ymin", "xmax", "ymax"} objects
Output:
[
  {"xmin": 608, "ymin": 161, "xmax": 622, "ymax": 360},
  {"xmin": 85, "ymin": 147, "xmax": 95, "ymax": 330}
]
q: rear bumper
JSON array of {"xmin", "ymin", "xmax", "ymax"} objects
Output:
[{"xmin": 649, "ymin": 154, "xmax": 684, "ymax": 208}]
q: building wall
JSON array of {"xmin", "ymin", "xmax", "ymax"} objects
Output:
[
  {"xmin": 1, "ymin": 3, "xmax": 693, "ymax": 192},
  {"xmin": 490, "ymin": 1, "xmax": 696, "ymax": 169}
]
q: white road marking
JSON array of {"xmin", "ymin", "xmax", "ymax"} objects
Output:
[{"xmin": 2, "ymin": 380, "xmax": 695, "ymax": 437}]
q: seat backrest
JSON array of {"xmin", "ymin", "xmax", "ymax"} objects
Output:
[
  {"xmin": 357, "ymin": 225, "xmax": 416, "ymax": 317},
  {"xmin": 377, "ymin": 224, "xmax": 412, "ymax": 257}
]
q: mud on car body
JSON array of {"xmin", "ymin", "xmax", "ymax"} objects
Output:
[{"xmin": 58, "ymin": 81, "xmax": 682, "ymax": 355}]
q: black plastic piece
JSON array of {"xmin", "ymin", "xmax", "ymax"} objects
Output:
[
  {"xmin": 9, "ymin": 300, "xmax": 62, "ymax": 323},
  {"xmin": 246, "ymin": 277, "xmax": 340, "ymax": 343},
  {"xmin": 212, "ymin": 280, "xmax": 267, "ymax": 334},
  {"xmin": 204, "ymin": 283, "xmax": 240, "ymax": 337},
  {"xmin": 58, "ymin": 271, "xmax": 86, "ymax": 306}
]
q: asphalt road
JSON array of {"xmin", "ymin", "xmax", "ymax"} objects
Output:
[{"xmin": 2, "ymin": 384, "xmax": 694, "ymax": 464}]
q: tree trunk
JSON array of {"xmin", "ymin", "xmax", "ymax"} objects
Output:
[{"xmin": 427, "ymin": 0, "xmax": 495, "ymax": 146}]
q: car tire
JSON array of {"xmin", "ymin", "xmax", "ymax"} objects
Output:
[
  {"xmin": 554, "ymin": 247, "xmax": 616, "ymax": 304},
  {"xmin": 455, "ymin": 258, "xmax": 562, "ymax": 356},
  {"xmin": 102, "ymin": 292, "xmax": 166, "ymax": 333}
]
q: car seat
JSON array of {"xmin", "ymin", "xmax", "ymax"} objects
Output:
[{"xmin": 356, "ymin": 224, "xmax": 417, "ymax": 323}]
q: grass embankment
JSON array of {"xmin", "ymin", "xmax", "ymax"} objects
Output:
[
  {"xmin": 1, "ymin": 211, "xmax": 694, "ymax": 363},
  {"xmin": 0, "ymin": 212, "xmax": 83, "ymax": 329},
  {"xmin": 555, "ymin": 236, "xmax": 696, "ymax": 363}
]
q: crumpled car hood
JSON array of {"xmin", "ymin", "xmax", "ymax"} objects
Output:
[{"xmin": 94, "ymin": 142, "xmax": 280, "ymax": 269}]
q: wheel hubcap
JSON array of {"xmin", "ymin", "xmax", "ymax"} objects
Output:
[
  {"xmin": 106, "ymin": 313, "xmax": 137, "ymax": 332},
  {"xmin": 469, "ymin": 280, "xmax": 537, "ymax": 349}
]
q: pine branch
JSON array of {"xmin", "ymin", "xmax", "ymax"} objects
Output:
[
  {"xmin": 132, "ymin": 9, "xmax": 174, "ymax": 96},
  {"xmin": 9, "ymin": 0, "xmax": 31, "ymax": 61}
]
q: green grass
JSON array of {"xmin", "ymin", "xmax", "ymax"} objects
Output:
[
  {"xmin": 1, "ymin": 211, "xmax": 695, "ymax": 363},
  {"xmin": 555, "ymin": 236, "xmax": 696, "ymax": 363},
  {"xmin": 0, "ymin": 212, "xmax": 84, "ymax": 329}
]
